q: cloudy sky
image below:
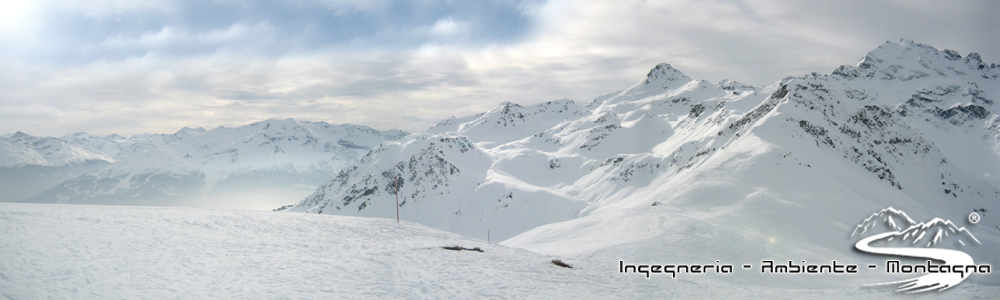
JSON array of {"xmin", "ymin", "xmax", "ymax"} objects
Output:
[{"xmin": 1, "ymin": 0, "xmax": 997, "ymax": 136}]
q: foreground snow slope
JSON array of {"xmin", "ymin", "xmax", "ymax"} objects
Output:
[{"xmin": 3, "ymin": 203, "xmax": 997, "ymax": 299}]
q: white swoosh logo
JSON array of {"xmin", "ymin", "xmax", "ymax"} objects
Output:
[{"xmin": 855, "ymin": 231, "xmax": 974, "ymax": 293}]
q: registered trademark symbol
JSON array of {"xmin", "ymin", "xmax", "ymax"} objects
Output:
[{"xmin": 969, "ymin": 212, "xmax": 981, "ymax": 224}]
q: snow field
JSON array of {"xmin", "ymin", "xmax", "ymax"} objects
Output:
[{"xmin": 7, "ymin": 203, "xmax": 995, "ymax": 299}]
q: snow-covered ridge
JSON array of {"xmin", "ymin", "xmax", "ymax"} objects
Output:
[
  {"xmin": 0, "ymin": 132, "xmax": 114, "ymax": 167},
  {"xmin": 833, "ymin": 39, "xmax": 1000, "ymax": 81}
]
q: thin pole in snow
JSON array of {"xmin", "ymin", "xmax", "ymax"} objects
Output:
[
  {"xmin": 488, "ymin": 229, "xmax": 490, "ymax": 242},
  {"xmin": 395, "ymin": 175, "xmax": 400, "ymax": 223}
]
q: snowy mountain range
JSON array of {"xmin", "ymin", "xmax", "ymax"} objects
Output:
[
  {"xmin": 289, "ymin": 39, "xmax": 1000, "ymax": 287},
  {"xmin": 0, "ymin": 119, "xmax": 406, "ymax": 209},
  {"xmin": 0, "ymin": 132, "xmax": 115, "ymax": 202}
]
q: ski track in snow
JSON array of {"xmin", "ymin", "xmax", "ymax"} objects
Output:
[{"xmin": 5, "ymin": 203, "xmax": 997, "ymax": 299}]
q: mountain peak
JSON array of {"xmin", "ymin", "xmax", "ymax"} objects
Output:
[
  {"xmin": 865, "ymin": 39, "xmax": 940, "ymax": 61},
  {"xmin": 964, "ymin": 52, "xmax": 987, "ymax": 70},
  {"xmin": 175, "ymin": 127, "xmax": 206, "ymax": 134},
  {"xmin": 832, "ymin": 39, "xmax": 998, "ymax": 81},
  {"xmin": 717, "ymin": 79, "xmax": 755, "ymax": 92},
  {"xmin": 250, "ymin": 118, "xmax": 304, "ymax": 129},
  {"xmin": 643, "ymin": 63, "xmax": 691, "ymax": 86}
]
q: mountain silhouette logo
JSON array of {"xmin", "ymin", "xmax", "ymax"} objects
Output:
[{"xmin": 852, "ymin": 207, "xmax": 987, "ymax": 293}]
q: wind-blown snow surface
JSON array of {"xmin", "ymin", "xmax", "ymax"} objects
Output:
[
  {"xmin": 291, "ymin": 39, "xmax": 1000, "ymax": 289},
  {"xmin": 1, "ymin": 119, "xmax": 406, "ymax": 210},
  {"xmin": 6, "ymin": 203, "xmax": 999, "ymax": 299}
]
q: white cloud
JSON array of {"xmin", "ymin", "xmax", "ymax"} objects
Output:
[
  {"xmin": 98, "ymin": 22, "xmax": 279, "ymax": 54},
  {"xmin": 429, "ymin": 18, "xmax": 469, "ymax": 37}
]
